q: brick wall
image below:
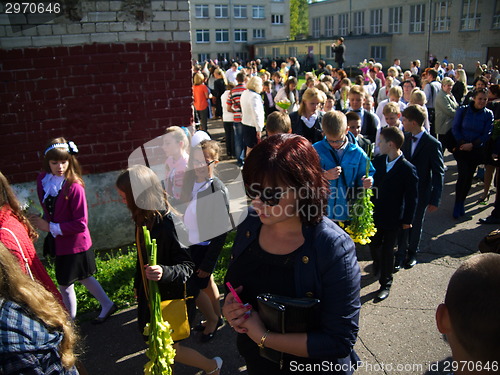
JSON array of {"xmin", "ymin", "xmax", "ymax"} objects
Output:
[{"xmin": 0, "ymin": 1, "xmax": 193, "ymax": 184}]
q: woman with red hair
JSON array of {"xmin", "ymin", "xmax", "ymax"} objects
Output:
[{"xmin": 222, "ymin": 134, "xmax": 361, "ymax": 374}]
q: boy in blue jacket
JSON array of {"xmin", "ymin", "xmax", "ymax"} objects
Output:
[
  {"xmin": 370, "ymin": 126, "xmax": 418, "ymax": 302},
  {"xmin": 313, "ymin": 111, "xmax": 374, "ymax": 222}
]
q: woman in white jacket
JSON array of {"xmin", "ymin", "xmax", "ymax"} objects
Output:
[{"xmin": 240, "ymin": 76, "xmax": 264, "ymax": 156}]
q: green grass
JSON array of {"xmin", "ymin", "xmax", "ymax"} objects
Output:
[{"xmin": 45, "ymin": 233, "xmax": 236, "ymax": 317}]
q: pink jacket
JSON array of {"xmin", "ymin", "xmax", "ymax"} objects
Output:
[{"xmin": 37, "ymin": 172, "xmax": 92, "ymax": 255}]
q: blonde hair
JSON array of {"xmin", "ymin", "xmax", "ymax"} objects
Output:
[
  {"xmin": 246, "ymin": 76, "xmax": 263, "ymax": 93},
  {"xmin": 441, "ymin": 77, "xmax": 454, "ymax": 86},
  {"xmin": 165, "ymin": 126, "xmax": 190, "ymax": 154},
  {"xmin": 193, "ymin": 72, "xmax": 205, "ymax": 85},
  {"xmin": 214, "ymin": 68, "xmax": 227, "ymax": 85},
  {"xmin": 389, "ymin": 86, "xmax": 403, "ymax": 99},
  {"xmin": 348, "ymin": 85, "xmax": 364, "ymax": 97},
  {"xmin": 322, "ymin": 110, "xmax": 347, "ymax": 136},
  {"xmin": 298, "ymin": 88, "xmax": 326, "ymax": 116},
  {"xmin": 383, "ymin": 102, "xmax": 401, "ymax": 116},
  {"xmin": 0, "ymin": 244, "xmax": 78, "ymax": 369},
  {"xmin": 410, "ymin": 88, "xmax": 427, "ymax": 105}
]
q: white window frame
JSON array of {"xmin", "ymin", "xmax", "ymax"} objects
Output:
[
  {"xmin": 234, "ymin": 29, "xmax": 247, "ymax": 43},
  {"xmin": 196, "ymin": 29, "xmax": 210, "ymax": 43},
  {"xmin": 325, "ymin": 45, "xmax": 333, "ymax": 58},
  {"xmin": 252, "ymin": 6, "xmax": 265, "ymax": 19},
  {"xmin": 339, "ymin": 13, "xmax": 348, "ymax": 36},
  {"xmin": 325, "ymin": 15, "xmax": 334, "ymax": 37},
  {"xmin": 353, "ymin": 11, "xmax": 364, "ymax": 35},
  {"xmin": 257, "ymin": 47, "xmax": 265, "ymax": 57},
  {"xmin": 494, "ymin": 0, "xmax": 500, "ymax": 29},
  {"xmin": 371, "ymin": 46, "xmax": 386, "ymax": 61},
  {"xmin": 272, "ymin": 14, "xmax": 284, "ymax": 24},
  {"xmin": 410, "ymin": 4, "xmax": 426, "ymax": 33},
  {"xmin": 253, "ymin": 29, "xmax": 265, "ymax": 39},
  {"xmin": 433, "ymin": 1, "xmax": 451, "ymax": 32},
  {"xmin": 289, "ymin": 47, "xmax": 297, "ymax": 57},
  {"xmin": 195, "ymin": 4, "xmax": 209, "ymax": 19},
  {"xmin": 461, "ymin": 0, "xmax": 481, "ymax": 30},
  {"xmin": 215, "ymin": 29, "xmax": 229, "ymax": 43},
  {"xmin": 198, "ymin": 53, "xmax": 209, "ymax": 62},
  {"xmin": 370, "ymin": 9, "xmax": 383, "ymax": 34},
  {"xmin": 214, "ymin": 5, "xmax": 228, "ymax": 19},
  {"xmin": 272, "ymin": 47, "xmax": 281, "ymax": 58},
  {"xmin": 234, "ymin": 5, "xmax": 247, "ymax": 19},
  {"xmin": 312, "ymin": 17, "xmax": 321, "ymax": 38},
  {"xmin": 389, "ymin": 7, "xmax": 402, "ymax": 34}
]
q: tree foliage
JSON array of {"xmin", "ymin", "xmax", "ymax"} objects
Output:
[{"xmin": 290, "ymin": 0, "xmax": 309, "ymax": 40}]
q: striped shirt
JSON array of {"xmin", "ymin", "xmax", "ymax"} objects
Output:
[{"xmin": 227, "ymin": 83, "xmax": 246, "ymax": 123}]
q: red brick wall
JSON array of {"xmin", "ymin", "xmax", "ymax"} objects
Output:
[{"xmin": 0, "ymin": 42, "xmax": 193, "ymax": 183}]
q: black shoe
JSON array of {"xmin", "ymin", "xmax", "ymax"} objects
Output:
[
  {"xmin": 200, "ymin": 329, "xmax": 217, "ymax": 343},
  {"xmin": 405, "ymin": 256, "xmax": 417, "ymax": 269},
  {"xmin": 374, "ymin": 288, "xmax": 390, "ymax": 302},
  {"xmin": 393, "ymin": 264, "xmax": 402, "ymax": 273},
  {"xmin": 92, "ymin": 303, "xmax": 117, "ymax": 324},
  {"xmin": 479, "ymin": 216, "xmax": 500, "ymax": 224}
]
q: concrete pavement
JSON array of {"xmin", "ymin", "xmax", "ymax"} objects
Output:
[{"xmin": 78, "ymin": 119, "xmax": 494, "ymax": 374}]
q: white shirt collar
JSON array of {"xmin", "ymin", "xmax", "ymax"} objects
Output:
[{"xmin": 41, "ymin": 174, "xmax": 65, "ymax": 202}]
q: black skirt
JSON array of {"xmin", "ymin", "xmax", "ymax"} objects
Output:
[{"xmin": 55, "ymin": 250, "xmax": 97, "ymax": 286}]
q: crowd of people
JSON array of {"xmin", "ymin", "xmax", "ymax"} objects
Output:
[{"xmin": 0, "ymin": 53, "xmax": 499, "ymax": 374}]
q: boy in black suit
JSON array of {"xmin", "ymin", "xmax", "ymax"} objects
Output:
[
  {"xmin": 396, "ymin": 105, "xmax": 444, "ymax": 270},
  {"xmin": 370, "ymin": 126, "xmax": 418, "ymax": 302}
]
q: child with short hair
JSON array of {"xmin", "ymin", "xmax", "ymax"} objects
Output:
[
  {"xmin": 375, "ymin": 86, "xmax": 407, "ymax": 128},
  {"xmin": 436, "ymin": 253, "xmax": 500, "ymax": 372},
  {"xmin": 346, "ymin": 111, "xmax": 371, "ymax": 154},
  {"xmin": 346, "ymin": 85, "xmax": 380, "ymax": 142},
  {"xmin": 370, "ymin": 126, "xmax": 418, "ymax": 302},
  {"xmin": 313, "ymin": 111, "xmax": 374, "ymax": 222},
  {"xmin": 374, "ymin": 102, "xmax": 404, "ymax": 155},
  {"xmin": 265, "ymin": 111, "xmax": 292, "ymax": 137}
]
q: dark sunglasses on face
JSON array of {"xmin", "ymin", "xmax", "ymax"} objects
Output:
[{"xmin": 246, "ymin": 186, "xmax": 287, "ymax": 207}]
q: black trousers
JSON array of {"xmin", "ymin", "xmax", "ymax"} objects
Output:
[
  {"xmin": 370, "ymin": 228, "xmax": 399, "ymax": 288},
  {"xmin": 453, "ymin": 148, "xmax": 484, "ymax": 203}
]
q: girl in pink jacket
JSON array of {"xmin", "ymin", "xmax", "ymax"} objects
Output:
[{"xmin": 31, "ymin": 137, "xmax": 116, "ymax": 322}]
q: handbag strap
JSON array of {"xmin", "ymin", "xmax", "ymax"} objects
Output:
[
  {"xmin": 0, "ymin": 227, "xmax": 34, "ymax": 281},
  {"xmin": 135, "ymin": 226, "xmax": 150, "ymax": 301}
]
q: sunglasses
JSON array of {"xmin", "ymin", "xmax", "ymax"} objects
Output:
[{"xmin": 246, "ymin": 187, "xmax": 288, "ymax": 207}]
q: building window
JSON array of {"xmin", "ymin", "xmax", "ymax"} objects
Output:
[
  {"xmin": 217, "ymin": 52, "xmax": 229, "ymax": 61},
  {"xmin": 312, "ymin": 17, "xmax": 321, "ymax": 38},
  {"xmin": 410, "ymin": 4, "xmax": 426, "ymax": 33},
  {"xmin": 371, "ymin": 46, "xmax": 386, "ymax": 61},
  {"xmin": 325, "ymin": 45, "xmax": 334, "ymax": 58},
  {"xmin": 339, "ymin": 13, "xmax": 348, "ymax": 36},
  {"xmin": 289, "ymin": 47, "xmax": 297, "ymax": 57},
  {"xmin": 236, "ymin": 52, "xmax": 248, "ymax": 60},
  {"xmin": 370, "ymin": 9, "xmax": 383, "ymax": 34},
  {"xmin": 272, "ymin": 47, "xmax": 281, "ymax": 58},
  {"xmin": 198, "ymin": 53, "xmax": 209, "ymax": 62},
  {"xmin": 494, "ymin": 0, "xmax": 500, "ymax": 28},
  {"xmin": 253, "ymin": 29, "xmax": 266, "ymax": 39},
  {"xmin": 214, "ymin": 5, "xmax": 228, "ymax": 18},
  {"xmin": 195, "ymin": 4, "xmax": 209, "ymax": 18},
  {"xmin": 216, "ymin": 29, "xmax": 229, "ymax": 42},
  {"xmin": 253, "ymin": 6, "xmax": 265, "ymax": 19},
  {"xmin": 196, "ymin": 29, "xmax": 210, "ymax": 43},
  {"xmin": 234, "ymin": 29, "xmax": 247, "ymax": 42},
  {"xmin": 325, "ymin": 15, "xmax": 334, "ymax": 37},
  {"xmin": 272, "ymin": 14, "xmax": 284, "ymax": 24},
  {"xmin": 389, "ymin": 7, "xmax": 402, "ymax": 34},
  {"xmin": 257, "ymin": 47, "xmax": 265, "ymax": 57},
  {"xmin": 461, "ymin": 0, "xmax": 481, "ymax": 30},
  {"xmin": 234, "ymin": 5, "xmax": 247, "ymax": 19},
  {"xmin": 353, "ymin": 11, "xmax": 364, "ymax": 35},
  {"xmin": 433, "ymin": 1, "xmax": 450, "ymax": 32}
]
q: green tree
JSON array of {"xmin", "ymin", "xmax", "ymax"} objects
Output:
[{"xmin": 290, "ymin": 0, "xmax": 309, "ymax": 40}]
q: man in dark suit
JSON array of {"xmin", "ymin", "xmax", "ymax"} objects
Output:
[
  {"xmin": 262, "ymin": 80, "xmax": 277, "ymax": 119},
  {"xmin": 331, "ymin": 37, "xmax": 346, "ymax": 69},
  {"xmin": 371, "ymin": 126, "xmax": 418, "ymax": 302},
  {"xmin": 396, "ymin": 105, "xmax": 445, "ymax": 270}
]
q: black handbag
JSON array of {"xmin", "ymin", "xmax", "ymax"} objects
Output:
[{"xmin": 256, "ymin": 293, "xmax": 320, "ymax": 368}]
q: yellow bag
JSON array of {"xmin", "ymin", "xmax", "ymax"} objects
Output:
[{"xmin": 161, "ymin": 297, "xmax": 190, "ymax": 341}]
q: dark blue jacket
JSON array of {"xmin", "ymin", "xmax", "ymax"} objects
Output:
[
  {"xmin": 230, "ymin": 208, "xmax": 361, "ymax": 372},
  {"xmin": 452, "ymin": 104, "xmax": 494, "ymax": 148}
]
